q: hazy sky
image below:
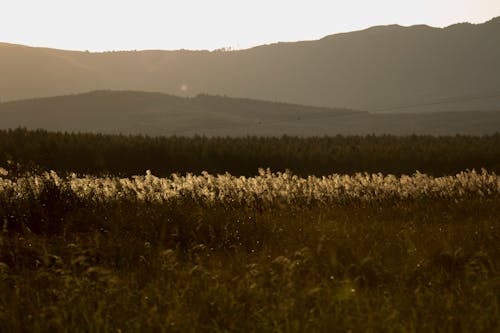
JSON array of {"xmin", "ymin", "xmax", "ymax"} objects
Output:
[{"xmin": 1, "ymin": 0, "xmax": 500, "ymax": 51}]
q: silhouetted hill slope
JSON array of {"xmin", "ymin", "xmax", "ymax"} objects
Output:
[
  {"xmin": 0, "ymin": 90, "xmax": 498, "ymax": 135},
  {"xmin": 1, "ymin": 17, "xmax": 500, "ymax": 112},
  {"xmin": 0, "ymin": 90, "xmax": 359, "ymax": 135}
]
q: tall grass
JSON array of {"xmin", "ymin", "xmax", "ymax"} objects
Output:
[{"xmin": 0, "ymin": 169, "xmax": 499, "ymax": 332}]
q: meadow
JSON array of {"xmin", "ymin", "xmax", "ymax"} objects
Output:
[{"xmin": 0, "ymin": 130, "xmax": 499, "ymax": 332}]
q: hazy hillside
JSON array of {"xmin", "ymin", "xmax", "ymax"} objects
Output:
[
  {"xmin": 1, "ymin": 90, "xmax": 499, "ymax": 135},
  {"xmin": 1, "ymin": 18, "xmax": 500, "ymax": 112},
  {"xmin": 0, "ymin": 90, "xmax": 359, "ymax": 135}
]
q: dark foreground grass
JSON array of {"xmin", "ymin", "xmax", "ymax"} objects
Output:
[{"xmin": 0, "ymin": 185, "xmax": 499, "ymax": 332}]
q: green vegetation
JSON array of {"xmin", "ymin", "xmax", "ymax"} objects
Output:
[
  {"xmin": 0, "ymin": 168, "xmax": 499, "ymax": 332},
  {"xmin": 1, "ymin": 128, "xmax": 500, "ymax": 177},
  {"xmin": 1, "ymin": 130, "xmax": 499, "ymax": 331}
]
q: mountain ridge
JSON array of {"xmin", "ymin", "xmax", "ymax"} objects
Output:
[
  {"xmin": 1, "ymin": 17, "xmax": 499, "ymax": 112},
  {"xmin": 3, "ymin": 17, "xmax": 498, "ymax": 53}
]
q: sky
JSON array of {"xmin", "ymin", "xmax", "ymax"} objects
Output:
[{"xmin": 1, "ymin": 0, "xmax": 500, "ymax": 51}]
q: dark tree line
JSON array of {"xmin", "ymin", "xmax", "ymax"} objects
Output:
[{"xmin": 1, "ymin": 128, "xmax": 499, "ymax": 177}]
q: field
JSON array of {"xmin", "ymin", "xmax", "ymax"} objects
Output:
[{"xmin": 0, "ymin": 130, "xmax": 499, "ymax": 332}]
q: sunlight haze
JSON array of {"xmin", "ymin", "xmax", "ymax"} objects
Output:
[{"xmin": 1, "ymin": 0, "xmax": 500, "ymax": 51}]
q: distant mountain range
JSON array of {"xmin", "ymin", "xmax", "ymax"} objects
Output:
[
  {"xmin": 1, "ymin": 90, "xmax": 498, "ymax": 135},
  {"xmin": 1, "ymin": 17, "xmax": 500, "ymax": 112}
]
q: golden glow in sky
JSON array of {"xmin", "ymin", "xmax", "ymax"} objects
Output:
[{"xmin": 1, "ymin": 0, "xmax": 500, "ymax": 51}]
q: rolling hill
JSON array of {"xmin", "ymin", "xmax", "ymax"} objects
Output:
[
  {"xmin": 1, "ymin": 90, "xmax": 498, "ymax": 135},
  {"xmin": 1, "ymin": 17, "xmax": 500, "ymax": 112}
]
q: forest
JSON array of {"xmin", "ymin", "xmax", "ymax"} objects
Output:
[{"xmin": 1, "ymin": 128, "xmax": 499, "ymax": 177}]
